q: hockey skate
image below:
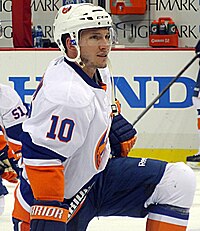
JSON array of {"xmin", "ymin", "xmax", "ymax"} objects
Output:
[{"xmin": 186, "ymin": 153, "xmax": 200, "ymax": 169}]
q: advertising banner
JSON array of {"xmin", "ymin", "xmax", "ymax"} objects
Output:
[{"xmin": 0, "ymin": 49, "xmax": 199, "ymax": 160}]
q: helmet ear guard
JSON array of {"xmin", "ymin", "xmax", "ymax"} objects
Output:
[{"xmin": 53, "ymin": 3, "xmax": 115, "ymax": 63}]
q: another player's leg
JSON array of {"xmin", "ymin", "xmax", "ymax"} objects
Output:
[
  {"xmin": 145, "ymin": 162, "xmax": 196, "ymax": 231},
  {"xmin": 186, "ymin": 66, "xmax": 200, "ymax": 169},
  {"xmin": 186, "ymin": 96, "xmax": 200, "ymax": 169},
  {"xmin": 187, "ymin": 152, "xmax": 200, "ymax": 168}
]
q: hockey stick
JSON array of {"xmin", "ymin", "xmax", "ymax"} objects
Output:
[{"xmin": 132, "ymin": 40, "xmax": 200, "ymax": 127}]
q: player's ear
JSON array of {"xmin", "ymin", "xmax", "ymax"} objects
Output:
[
  {"xmin": 65, "ymin": 37, "xmax": 78, "ymax": 59},
  {"xmin": 66, "ymin": 37, "xmax": 76, "ymax": 52}
]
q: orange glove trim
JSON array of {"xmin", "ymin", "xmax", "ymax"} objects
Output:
[
  {"xmin": 7, "ymin": 141, "xmax": 22, "ymax": 158},
  {"xmin": 120, "ymin": 136, "xmax": 137, "ymax": 157},
  {"xmin": 2, "ymin": 169, "xmax": 18, "ymax": 183},
  {"xmin": 1, "ymin": 158, "xmax": 18, "ymax": 183},
  {"xmin": 7, "ymin": 146, "xmax": 22, "ymax": 160}
]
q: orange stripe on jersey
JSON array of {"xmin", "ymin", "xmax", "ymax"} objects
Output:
[
  {"xmin": 198, "ymin": 118, "xmax": 200, "ymax": 129},
  {"xmin": 30, "ymin": 205, "xmax": 68, "ymax": 223},
  {"xmin": 146, "ymin": 218, "xmax": 187, "ymax": 231},
  {"xmin": 12, "ymin": 185, "xmax": 30, "ymax": 223},
  {"xmin": 25, "ymin": 165, "xmax": 65, "ymax": 202},
  {"xmin": 0, "ymin": 134, "xmax": 7, "ymax": 150},
  {"xmin": 99, "ymin": 82, "xmax": 107, "ymax": 91}
]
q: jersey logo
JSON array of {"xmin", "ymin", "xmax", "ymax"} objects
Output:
[
  {"xmin": 94, "ymin": 130, "xmax": 107, "ymax": 169},
  {"xmin": 62, "ymin": 6, "xmax": 72, "ymax": 14}
]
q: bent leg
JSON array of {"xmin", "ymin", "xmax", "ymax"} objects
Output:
[
  {"xmin": 97, "ymin": 157, "xmax": 167, "ymax": 218},
  {"xmin": 67, "ymin": 157, "xmax": 167, "ymax": 230},
  {"xmin": 145, "ymin": 162, "xmax": 196, "ymax": 231}
]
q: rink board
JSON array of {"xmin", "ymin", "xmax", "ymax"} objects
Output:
[{"xmin": 0, "ymin": 48, "xmax": 199, "ymax": 162}]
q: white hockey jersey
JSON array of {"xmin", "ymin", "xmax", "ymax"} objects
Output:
[
  {"xmin": 22, "ymin": 56, "xmax": 113, "ymax": 199},
  {"xmin": 0, "ymin": 84, "xmax": 27, "ymax": 151}
]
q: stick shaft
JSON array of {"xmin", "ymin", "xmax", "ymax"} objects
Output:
[{"xmin": 132, "ymin": 53, "xmax": 200, "ymax": 127}]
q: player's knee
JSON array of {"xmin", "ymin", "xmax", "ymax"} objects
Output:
[
  {"xmin": 145, "ymin": 162, "xmax": 196, "ymax": 209},
  {"xmin": 172, "ymin": 162, "xmax": 196, "ymax": 207},
  {"xmin": 146, "ymin": 165, "xmax": 195, "ymax": 230}
]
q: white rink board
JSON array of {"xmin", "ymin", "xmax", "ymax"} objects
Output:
[{"xmin": 0, "ymin": 49, "xmax": 199, "ymax": 150}]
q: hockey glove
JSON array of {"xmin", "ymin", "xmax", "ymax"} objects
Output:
[
  {"xmin": 30, "ymin": 200, "xmax": 69, "ymax": 231},
  {"xmin": 109, "ymin": 114, "xmax": 137, "ymax": 157},
  {"xmin": 0, "ymin": 145, "xmax": 18, "ymax": 183}
]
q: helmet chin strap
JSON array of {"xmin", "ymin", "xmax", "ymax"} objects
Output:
[{"xmin": 107, "ymin": 58, "xmax": 119, "ymax": 115}]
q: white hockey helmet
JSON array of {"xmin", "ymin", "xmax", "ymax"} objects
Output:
[{"xmin": 53, "ymin": 3, "xmax": 113, "ymax": 62}]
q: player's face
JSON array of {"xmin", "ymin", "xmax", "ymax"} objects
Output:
[{"xmin": 79, "ymin": 28, "xmax": 111, "ymax": 76}]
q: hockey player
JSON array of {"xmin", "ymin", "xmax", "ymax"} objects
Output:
[
  {"xmin": 186, "ymin": 63, "xmax": 200, "ymax": 168},
  {"xmin": 0, "ymin": 83, "xmax": 27, "ymax": 215},
  {"xmin": 12, "ymin": 3, "xmax": 196, "ymax": 231}
]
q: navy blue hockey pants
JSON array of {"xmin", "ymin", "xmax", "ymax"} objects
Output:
[{"xmin": 66, "ymin": 157, "xmax": 167, "ymax": 231}]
